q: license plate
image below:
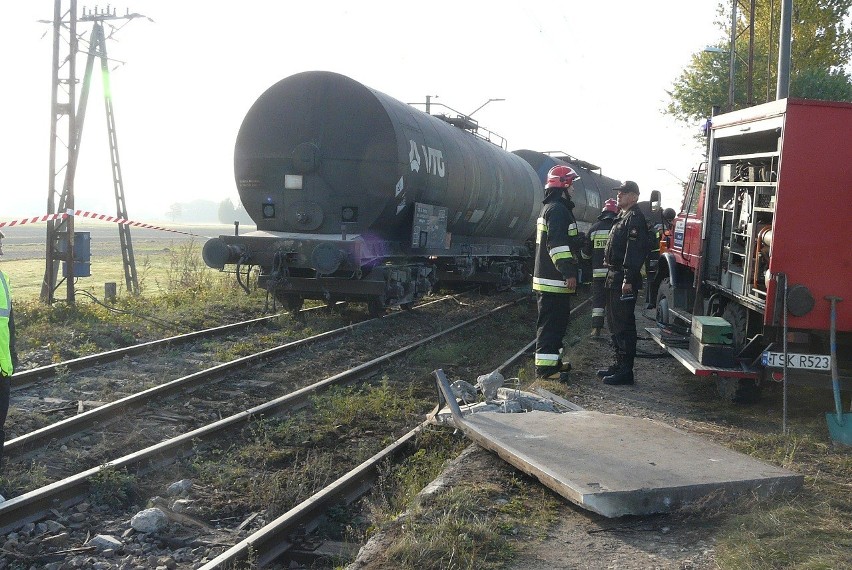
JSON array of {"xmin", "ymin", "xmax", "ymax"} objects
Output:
[{"xmin": 761, "ymin": 352, "xmax": 831, "ymax": 370}]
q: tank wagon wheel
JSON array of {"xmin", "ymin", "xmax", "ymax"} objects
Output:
[
  {"xmin": 479, "ymin": 283, "xmax": 497, "ymax": 295},
  {"xmin": 276, "ymin": 294, "xmax": 304, "ymax": 315},
  {"xmin": 367, "ymin": 296, "xmax": 386, "ymax": 319},
  {"xmin": 324, "ymin": 296, "xmax": 341, "ymax": 313},
  {"xmin": 715, "ymin": 302, "xmax": 762, "ymax": 404}
]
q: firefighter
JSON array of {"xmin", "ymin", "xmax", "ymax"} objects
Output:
[
  {"xmin": 597, "ymin": 181, "xmax": 649, "ymax": 386},
  {"xmin": 0, "ymin": 230, "xmax": 18, "ymax": 469},
  {"xmin": 660, "ymin": 208, "xmax": 676, "ymax": 248},
  {"xmin": 533, "ymin": 165, "xmax": 582, "ymax": 381},
  {"xmin": 582, "ymin": 199, "xmax": 618, "ymax": 338},
  {"xmin": 646, "ymin": 207, "xmax": 676, "ymax": 309}
]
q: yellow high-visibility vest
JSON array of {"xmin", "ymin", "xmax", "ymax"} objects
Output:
[{"xmin": 0, "ymin": 271, "xmax": 12, "ymax": 376}]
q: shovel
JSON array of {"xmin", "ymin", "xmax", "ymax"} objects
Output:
[{"xmin": 825, "ymin": 296, "xmax": 852, "ymax": 446}]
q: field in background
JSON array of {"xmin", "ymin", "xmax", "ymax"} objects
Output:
[{"xmin": 1, "ymin": 221, "xmax": 254, "ymax": 301}]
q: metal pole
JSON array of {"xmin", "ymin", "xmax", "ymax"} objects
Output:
[
  {"xmin": 728, "ymin": 0, "xmax": 737, "ymax": 111},
  {"xmin": 747, "ymin": 0, "xmax": 755, "ymax": 106},
  {"xmin": 825, "ymin": 296, "xmax": 843, "ymax": 422},
  {"xmin": 776, "ymin": 0, "xmax": 792, "ymax": 99},
  {"xmin": 782, "ymin": 274, "xmax": 788, "ymax": 434},
  {"xmin": 66, "ymin": 0, "xmax": 77, "ymax": 306},
  {"xmin": 767, "ymin": 0, "xmax": 775, "ymax": 102}
]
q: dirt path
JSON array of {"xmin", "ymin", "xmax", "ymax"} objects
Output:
[
  {"xmin": 482, "ymin": 306, "xmax": 727, "ymax": 570},
  {"xmin": 350, "ymin": 302, "xmax": 813, "ymax": 570}
]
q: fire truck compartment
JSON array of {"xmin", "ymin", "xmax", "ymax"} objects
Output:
[{"xmin": 646, "ymin": 326, "xmax": 760, "ymax": 379}]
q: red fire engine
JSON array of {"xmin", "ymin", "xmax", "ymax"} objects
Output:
[{"xmin": 649, "ymin": 98, "xmax": 852, "ymax": 402}]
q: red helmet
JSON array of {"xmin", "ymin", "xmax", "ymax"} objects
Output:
[
  {"xmin": 602, "ymin": 198, "xmax": 618, "ymax": 214},
  {"xmin": 545, "ymin": 165, "xmax": 580, "ymax": 189}
]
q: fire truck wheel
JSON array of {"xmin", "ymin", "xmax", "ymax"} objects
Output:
[
  {"xmin": 655, "ymin": 277, "xmax": 674, "ymax": 324},
  {"xmin": 717, "ymin": 302, "xmax": 761, "ymax": 403},
  {"xmin": 715, "ymin": 377, "xmax": 762, "ymax": 404}
]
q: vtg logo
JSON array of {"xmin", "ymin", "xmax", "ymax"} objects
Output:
[{"xmin": 408, "ymin": 140, "xmax": 445, "ymax": 177}]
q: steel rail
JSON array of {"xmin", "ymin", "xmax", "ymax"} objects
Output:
[
  {"xmin": 200, "ymin": 420, "xmax": 430, "ymax": 569},
  {"xmin": 0, "ymin": 297, "xmax": 524, "ymax": 535},
  {"xmin": 11, "ymin": 308, "xmax": 320, "ymax": 390},
  {"xmin": 200, "ymin": 295, "xmax": 587, "ymax": 568},
  {"xmin": 6, "ymin": 295, "xmax": 458, "ymax": 456}
]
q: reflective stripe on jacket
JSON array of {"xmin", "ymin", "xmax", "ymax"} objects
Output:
[
  {"xmin": 0, "ymin": 271, "xmax": 12, "ymax": 376},
  {"xmin": 582, "ymin": 216, "xmax": 615, "ymax": 280},
  {"xmin": 535, "ymin": 351, "xmax": 561, "ymax": 367},
  {"xmin": 533, "ymin": 196, "xmax": 579, "ymax": 294}
]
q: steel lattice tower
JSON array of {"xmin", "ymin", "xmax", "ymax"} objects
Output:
[{"xmin": 42, "ymin": 1, "xmax": 145, "ymax": 303}]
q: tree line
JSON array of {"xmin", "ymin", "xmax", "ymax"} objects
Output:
[{"xmin": 667, "ymin": 0, "xmax": 852, "ymax": 124}]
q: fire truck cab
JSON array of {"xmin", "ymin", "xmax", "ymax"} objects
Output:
[{"xmin": 650, "ymin": 98, "xmax": 852, "ymax": 402}]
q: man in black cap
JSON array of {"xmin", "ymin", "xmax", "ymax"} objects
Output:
[{"xmin": 598, "ymin": 181, "xmax": 649, "ymax": 385}]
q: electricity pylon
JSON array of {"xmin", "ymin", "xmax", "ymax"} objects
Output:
[{"xmin": 41, "ymin": 2, "xmax": 146, "ymax": 303}]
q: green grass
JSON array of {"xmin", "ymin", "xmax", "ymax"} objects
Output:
[
  {"xmin": 4, "ymin": 227, "xmax": 234, "ymax": 301},
  {"xmin": 9, "ymin": 236, "xmax": 270, "ymax": 359}
]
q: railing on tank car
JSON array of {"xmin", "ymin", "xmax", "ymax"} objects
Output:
[{"xmin": 408, "ymin": 102, "xmax": 507, "ymax": 149}]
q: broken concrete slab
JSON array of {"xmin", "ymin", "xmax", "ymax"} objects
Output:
[{"xmin": 434, "ymin": 369, "xmax": 803, "ymax": 518}]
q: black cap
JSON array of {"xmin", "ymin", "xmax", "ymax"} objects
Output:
[{"xmin": 613, "ymin": 180, "xmax": 640, "ymax": 195}]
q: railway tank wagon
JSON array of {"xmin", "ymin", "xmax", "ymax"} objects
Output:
[
  {"xmin": 203, "ymin": 71, "xmax": 635, "ymax": 314},
  {"xmin": 512, "ymin": 149, "xmax": 622, "ymax": 231},
  {"xmin": 203, "ymin": 71, "xmax": 544, "ymax": 314}
]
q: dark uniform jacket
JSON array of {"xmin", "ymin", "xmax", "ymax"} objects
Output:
[
  {"xmin": 581, "ymin": 213, "xmax": 615, "ymax": 280},
  {"xmin": 533, "ymin": 193, "xmax": 581, "ymax": 293},
  {"xmin": 604, "ymin": 207, "xmax": 649, "ymax": 290}
]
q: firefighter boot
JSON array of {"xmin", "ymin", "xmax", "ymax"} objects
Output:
[
  {"xmin": 537, "ymin": 361, "xmax": 572, "ymax": 382},
  {"xmin": 603, "ymin": 339, "xmax": 635, "ymax": 385},
  {"xmin": 558, "ymin": 360, "xmax": 572, "ymax": 383},
  {"xmin": 596, "ymin": 337, "xmax": 622, "ymax": 378}
]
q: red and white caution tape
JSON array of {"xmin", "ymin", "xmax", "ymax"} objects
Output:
[
  {"xmin": 0, "ymin": 212, "xmax": 69, "ymax": 228},
  {"xmin": 0, "ymin": 210, "xmax": 213, "ymax": 238}
]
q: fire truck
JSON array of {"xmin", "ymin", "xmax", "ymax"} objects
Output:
[{"xmin": 648, "ymin": 98, "xmax": 852, "ymax": 402}]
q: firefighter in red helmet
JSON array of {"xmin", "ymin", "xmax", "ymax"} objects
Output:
[
  {"xmin": 533, "ymin": 164, "xmax": 583, "ymax": 381},
  {"xmin": 581, "ymin": 198, "xmax": 618, "ymax": 338}
]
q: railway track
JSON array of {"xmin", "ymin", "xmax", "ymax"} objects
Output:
[
  {"xmin": 199, "ymin": 297, "xmax": 590, "ymax": 569},
  {"xmin": 5, "ymin": 296, "xmax": 455, "ymax": 463},
  {"xmin": 0, "ymin": 291, "xmax": 535, "ymax": 549}
]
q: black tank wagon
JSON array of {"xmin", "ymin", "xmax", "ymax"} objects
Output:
[
  {"xmin": 203, "ymin": 71, "xmax": 636, "ymax": 314},
  {"xmin": 512, "ymin": 149, "xmax": 623, "ymax": 231}
]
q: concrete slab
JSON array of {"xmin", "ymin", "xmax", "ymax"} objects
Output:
[{"xmin": 434, "ymin": 370, "xmax": 803, "ymax": 518}]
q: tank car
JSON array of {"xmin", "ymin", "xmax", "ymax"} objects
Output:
[
  {"xmin": 202, "ymin": 71, "xmax": 639, "ymax": 315},
  {"xmin": 515, "ymin": 149, "xmax": 664, "ymax": 238},
  {"xmin": 512, "ymin": 150, "xmax": 622, "ymax": 232}
]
